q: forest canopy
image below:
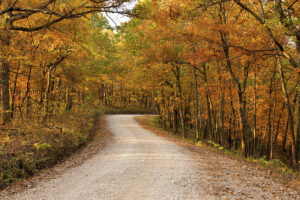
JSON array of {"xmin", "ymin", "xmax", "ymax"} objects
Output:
[{"xmin": 0, "ymin": 0, "xmax": 299, "ymax": 186}]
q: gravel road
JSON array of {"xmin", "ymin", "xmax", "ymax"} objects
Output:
[{"xmin": 1, "ymin": 115, "xmax": 299, "ymax": 200}]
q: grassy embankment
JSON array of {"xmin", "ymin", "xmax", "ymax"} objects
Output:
[
  {"xmin": 137, "ymin": 115, "xmax": 300, "ymax": 182},
  {"xmin": 0, "ymin": 107, "xmax": 103, "ymax": 190},
  {"xmin": 0, "ymin": 105, "xmax": 156, "ymax": 190}
]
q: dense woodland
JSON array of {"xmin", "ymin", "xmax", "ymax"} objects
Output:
[
  {"xmin": 0, "ymin": 0, "xmax": 299, "ymax": 187},
  {"xmin": 120, "ymin": 0, "xmax": 300, "ymax": 169}
]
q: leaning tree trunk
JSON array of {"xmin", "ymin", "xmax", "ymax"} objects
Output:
[
  {"xmin": 278, "ymin": 60, "xmax": 297, "ymax": 167},
  {"xmin": 220, "ymin": 30, "xmax": 248, "ymax": 157}
]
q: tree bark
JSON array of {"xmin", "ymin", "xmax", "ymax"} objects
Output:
[
  {"xmin": 253, "ymin": 71, "xmax": 257, "ymax": 155},
  {"xmin": 0, "ymin": 14, "xmax": 11, "ymax": 124},
  {"xmin": 278, "ymin": 60, "xmax": 297, "ymax": 166},
  {"xmin": 174, "ymin": 65, "xmax": 186, "ymax": 138},
  {"xmin": 217, "ymin": 64, "xmax": 225, "ymax": 146},
  {"xmin": 295, "ymin": 36, "xmax": 300, "ymax": 163},
  {"xmin": 44, "ymin": 66, "xmax": 53, "ymax": 120},
  {"xmin": 267, "ymin": 64, "xmax": 276, "ymax": 160},
  {"xmin": 66, "ymin": 87, "xmax": 74, "ymax": 111},
  {"xmin": 194, "ymin": 67, "xmax": 200, "ymax": 140},
  {"xmin": 10, "ymin": 65, "xmax": 20, "ymax": 119}
]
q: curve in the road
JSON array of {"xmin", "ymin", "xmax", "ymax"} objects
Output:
[{"xmin": 2, "ymin": 115, "xmax": 299, "ymax": 200}]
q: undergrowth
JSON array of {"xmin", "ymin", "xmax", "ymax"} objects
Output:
[
  {"xmin": 0, "ymin": 107, "xmax": 100, "ymax": 190},
  {"xmin": 102, "ymin": 106, "xmax": 155, "ymax": 114},
  {"xmin": 138, "ymin": 115, "xmax": 299, "ymax": 178},
  {"xmin": 0, "ymin": 105, "xmax": 154, "ymax": 190}
]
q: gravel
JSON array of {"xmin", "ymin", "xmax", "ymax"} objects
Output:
[{"xmin": 1, "ymin": 115, "xmax": 299, "ymax": 200}]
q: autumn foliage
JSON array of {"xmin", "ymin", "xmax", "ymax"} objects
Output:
[
  {"xmin": 0, "ymin": 0, "xmax": 299, "ymax": 189},
  {"xmin": 119, "ymin": 0, "xmax": 300, "ymax": 168}
]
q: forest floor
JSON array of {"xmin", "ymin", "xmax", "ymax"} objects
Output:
[{"xmin": 1, "ymin": 115, "xmax": 299, "ymax": 200}]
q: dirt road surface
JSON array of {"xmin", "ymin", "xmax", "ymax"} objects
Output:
[{"xmin": 1, "ymin": 115, "xmax": 299, "ymax": 200}]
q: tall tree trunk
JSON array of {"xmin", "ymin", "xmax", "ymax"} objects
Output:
[
  {"xmin": 274, "ymin": 103, "xmax": 285, "ymax": 144},
  {"xmin": 202, "ymin": 63, "xmax": 216, "ymax": 141},
  {"xmin": 18, "ymin": 65, "xmax": 32, "ymax": 118},
  {"xmin": 229, "ymin": 84, "xmax": 237, "ymax": 150},
  {"xmin": 173, "ymin": 108, "xmax": 178, "ymax": 134},
  {"xmin": 217, "ymin": 64, "xmax": 225, "ymax": 146},
  {"xmin": 278, "ymin": 60, "xmax": 297, "ymax": 167},
  {"xmin": 295, "ymin": 35, "xmax": 300, "ymax": 163},
  {"xmin": 271, "ymin": 88, "xmax": 276, "ymax": 159},
  {"xmin": 40, "ymin": 66, "xmax": 47, "ymax": 105},
  {"xmin": 267, "ymin": 65, "xmax": 276, "ymax": 160},
  {"xmin": 296, "ymin": 86, "xmax": 300, "ymax": 162},
  {"xmin": 0, "ymin": 13, "xmax": 11, "ymax": 124},
  {"xmin": 10, "ymin": 65, "xmax": 20, "ymax": 119},
  {"xmin": 253, "ymin": 71, "xmax": 257, "ymax": 155},
  {"xmin": 174, "ymin": 65, "xmax": 186, "ymax": 138},
  {"xmin": 44, "ymin": 66, "xmax": 53, "ymax": 120},
  {"xmin": 66, "ymin": 87, "xmax": 73, "ymax": 111},
  {"xmin": 24, "ymin": 66, "xmax": 32, "ymax": 115},
  {"xmin": 194, "ymin": 67, "xmax": 200, "ymax": 140},
  {"xmin": 237, "ymin": 89, "xmax": 248, "ymax": 157},
  {"xmin": 220, "ymin": 29, "xmax": 248, "ymax": 157},
  {"xmin": 282, "ymin": 117, "xmax": 289, "ymax": 156},
  {"xmin": 219, "ymin": 2, "xmax": 248, "ymax": 156}
]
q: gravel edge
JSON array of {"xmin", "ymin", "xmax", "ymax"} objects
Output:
[
  {"xmin": 0, "ymin": 115, "xmax": 113, "ymax": 197},
  {"xmin": 135, "ymin": 116, "xmax": 300, "ymax": 193}
]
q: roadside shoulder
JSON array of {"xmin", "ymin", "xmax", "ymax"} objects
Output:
[
  {"xmin": 0, "ymin": 115, "xmax": 113, "ymax": 198},
  {"xmin": 135, "ymin": 116, "xmax": 300, "ymax": 193}
]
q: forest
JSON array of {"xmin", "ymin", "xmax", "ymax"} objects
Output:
[{"xmin": 0, "ymin": 0, "xmax": 299, "ymax": 190}]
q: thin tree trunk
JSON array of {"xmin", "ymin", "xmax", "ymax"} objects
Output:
[
  {"xmin": 253, "ymin": 71, "xmax": 257, "ymax": 155},
  {"xmin": 296, "ymin": 87, "xmax": 300, "ymax": 162},
  {"xmin": 295, "ymin": 35, "xmax": 300, "ymax": 162},
  {"xmin": 174, "ymin": 65, "xmax": 186, "ymax": 138},
  {"xmin": 202, "ymin": 63, "xmax": 215, "ymax": 141},
  {"xmin": 219, "ymin": 2, "xmax": 248, "ymax": 156},
  {"xmin": 44, "ymin": 66, "xmax": 53, "ymax": 120},
  {"xmin": 237, "ymin": 90, "xmax": 248, "ymax": 157},
  {"xmin": 10, "ymin": 65, "xmax": 20, "ymax": 119},
  {"xmin": 20, "ymin": 65, "xmax": 32, "ymax": 116},
  {"xmin": 194, "ymin": 67, "xmax": 200, "ymax": 140},
  {"xmin": 267, "ymin": 64, "xmax": 276, "ymax": 160},
  {"xmin": 274, "ymin": 103, "xmax": 286, "ymax": 144},
  {"xmin": 66, "ymin": 87, "xmax": 74, "ymax": 111},
  {"xmin": 282, "ymin": 117, "xmax": 289, "ymax": 155},
  {"xmin": 271, "ymin": 87, "xmax": 276, "ymax": 160},
  {"xmin": 278, "ymin": 60, "xmax": 297, "ymax": 166},
  {"xmin": 217, "ymin": 64, "xmax": 225, "ymax": 146}
]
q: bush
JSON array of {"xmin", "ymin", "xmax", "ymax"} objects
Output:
[{"xmin": 0, "ymin": 108, "xmax": 98, "ymax": 190}]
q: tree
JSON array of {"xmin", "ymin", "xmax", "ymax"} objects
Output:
[{"xmin": 0, "ymin": 0, "xmax": 131, "ymax": 124}]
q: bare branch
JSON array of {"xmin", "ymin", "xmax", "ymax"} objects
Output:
[{"xmin": 228, "ymin": 45, "xmax": 278, "ymax": 53}]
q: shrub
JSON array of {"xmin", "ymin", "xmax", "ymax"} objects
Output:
[{"xmin": 0, "ymin": 108, "xmax": 98, "ymax": 190}]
